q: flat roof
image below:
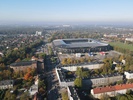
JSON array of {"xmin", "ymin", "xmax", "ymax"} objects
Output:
[
  {"xmin": 53, "ymin": 38, "xmax": 109, "ymax": 49},
  {"xmin": 10, "ymin": 61, "xmax": 36, "ymax": 67},
  {"xmin": 68, "ymin": 86, "xmax": 79, "ymax": 100},
  {"xmin": 0, "ymin": 80, "xmax": 14, "ymax": 85}
]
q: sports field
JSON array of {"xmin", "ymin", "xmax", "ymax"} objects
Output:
[{"xmin": 109, "ymin": 42, "xmax": 133, "ymax": 51}]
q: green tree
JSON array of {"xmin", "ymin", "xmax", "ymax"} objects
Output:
[
  {"xmin": 74, "ymin": 78, "xmax": 82, "ymax": 88},
  {"xmin": 20, "ymin": 92, "xmax": 30, "ymax": 100},
  {"xmin": 100, "ymin": 94, "xmax": 110, "ymax": 100},
  {"xmin": 62, "ymin": 91, "xmax": 69, "ymax": 100},
  {"xmin": 4, "ymin": 90, "xmax": 16, "ymax": 100},
  {"xmin": 75, "ymin": 67, "xmax": 83, "ymax": 78}
]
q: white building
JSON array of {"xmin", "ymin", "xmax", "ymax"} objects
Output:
[
  {"xmin": 124, "ymin": 71, "xmax": 133, "ymax": 79},
  {"xmin": 61, "ymin": 63, "xmax": 104, "ymax": 71},
  {"xmin": 91, "ymin": 84, "xmax": 133, "ymax": 99},
  {"xmin": 29, "ymin": 85, "xmax": 38, "ymax": 96},
  {"xmin": 35, "ymin": 31, "xmax": 42, "ymax": 36},
  {"xmin": 125, "ymin": 38, "xmax": 133, "ymax": 42},
  {"xmin": 0, "ymin": 52, "xmax": 4, "ymax": 57},
  {"xmin": 75, "ymin": 53, "xmax": 81, "ymax": 57},
  {"xmin": 90, "ymin": 74, "xmax": 123, "ymax": 87},
  {"xmin": 67, "ymin": 86, "xmax": 80, "ymax": 100},
  {"xmin": 0, "ymin": 80, "xmax": 14, "ymax": 89}
]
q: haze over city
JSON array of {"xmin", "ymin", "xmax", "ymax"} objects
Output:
[
  {"xmin": 0, "ymin": 0, "xmax": 133, "ymax": 25},
  {"xmin": 1, "ymin": 1, "xmax": 133, "ymax": 100}
]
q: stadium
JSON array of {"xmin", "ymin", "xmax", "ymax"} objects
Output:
[{"xmin": 52, "ymin": 38, "xmax": 110, "ymax": 53}]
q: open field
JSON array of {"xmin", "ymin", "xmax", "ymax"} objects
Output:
[{"xmin": 109, "ymin": 42, "xmax": 133, "ymax": 51}]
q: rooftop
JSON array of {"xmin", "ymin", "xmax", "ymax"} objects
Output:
[
  {"xmin": 93, "ymin": 83, "xmax": 133, "ymax": 94},
  {"xmin": 53, "ymin": 38, "xmax": 109, "ymax": 49},
  {"xmin": 90, "ymin": 73, "xmax": 122, "ymax": 79},
  {"xmin": 57, "ymin": 68, "xmax": 122, "ymax": 82},
  {"xmin": 68, "ymin": 86, "xmax": 79, "ymax": 100},
  {"xmin": 10, "ymin": 61, "xmax": 36, "ymax": 67},
  {"xmin": 0, "ymin": 80, "xmax": 14, "ymax": 86}
]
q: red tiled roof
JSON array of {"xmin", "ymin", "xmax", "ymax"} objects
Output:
[{"xmin": 93, "ymin": 84, "xmax": 133, "ymax": 94}]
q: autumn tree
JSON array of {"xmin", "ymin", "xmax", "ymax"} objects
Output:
[
  {"xmin": 24, "ymin": 72, "xmax": 33, "ymax": 81},
  {"xmin": 74, "ymin": 77, "xmax": 82, "ymax": 88},
  {"xmin": 24, "ymin": 68, "xmax": 34, "ymax": 81},
  {"xmin": 61, "ymin": 58, "xmax": 67, "ymax": 65},
  {"xmin": 62, "ymin": 91, "xmax": 69, "ymax": 100}
]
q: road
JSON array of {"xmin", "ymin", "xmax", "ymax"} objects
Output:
[
  {"xmin": 45, "ymin": 55, "xmax": 60, "ymax": 100},
  {"xmin": 35, "ymin": 42, "xmax": 61, "ymax": 100}
]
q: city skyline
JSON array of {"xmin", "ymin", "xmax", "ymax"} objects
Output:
[{"xmin": 0, "ymin": 0, "xmax": 133, "ymax": 24}]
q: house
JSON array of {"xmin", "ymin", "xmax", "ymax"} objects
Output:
[
  {"xmin": 0, "ymin": 80, "xmax": 14, "ymax": 89},
  {"xmin": 31, "ymin": 56, "xmax": 38, "ymax": 61},
  {"xmin": 29, "ymin": 85, "xmax": 38, "ymax": 96},
  {"xmin": 91, "ymin": 83, "xmax": 133, "ymax": 99},
  {"xmin": 29, "ymin": 76, "xmax": 39, "ymax": 96},
  {"xmin": 124, "ymin": 71, "xmax": 133, "ymax": 79},
  {"xmin": 10, "ymin": 61, "xmax": 37, "ymax": 72}
]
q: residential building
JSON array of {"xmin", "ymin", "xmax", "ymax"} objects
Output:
[
  {"xmin": 0, "ymin": 80, "xmax": 14, "ymax": 89},
  {"xmin": 124, "ymin": 71, "xmax": 133, "ymax": 79},
  {"xmin": 67, "ymin": 86, "xmax": 80, "ymax": 100},
  {"xmin": 10, "ymin": 61, "xmax": 37, "ymax": 72},
  {"xmin": 61, "ymin": 62, "xmax": 104, "ymax": 71},
  {"xmin": 29, "ymin": 85, "xmax": 38, "ymax": 96},
  {"xmin": 29, "ymin": 76, "xmax": 39, "ymax": 96},
  {"xmin": 91, "ymin": 84, "xmax": 133, "ymax": 99},
  {"xmin": 103, "ymin": 34, "xmax": 119, "ymax": 38},
  {"xmin": 35, "ymin": 31, "xmax": 42, "ymax": 36},
  {"xmin": 56, "ymin": 68, "xmax": 123, "ymax": 88},
  {"xmin": 125, "ymin": 38, "xmax": 133, "ymax": 42},
  {"xmin": 90, "ymin": 74, "xmax": 123, "ymax": 87}
]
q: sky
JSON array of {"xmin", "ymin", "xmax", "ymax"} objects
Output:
[{"xmin": 0, "ymin": 0, "xmax": 133, "ymax": 24}]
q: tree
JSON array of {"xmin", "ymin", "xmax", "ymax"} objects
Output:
[
  {"xmin": 39, "ymin": 53, "xmax": 46, "ymax": 59},
  {"xmin": 24, "ymin": 72, "xmax": 33, "ymax": 81},
  {"xmin": 126, "ymin": 89, "xmax": 133, "ymax": 95},
  {"xmin": 61, "ymin": 58, "xmax": 67, "ymax": 65},
  {"xmin": 74, "ymin": 78, "xmax": 82, "ymax": 88},
  {"xmin": 20, "ymin": 92, "xmax": 30, "ymax": 100},
  {"xmin": 75, "ymin": 67, "xmax": 83, "ymax": 78},
  {"xmin": 82, "ymin": 71, "xmax": 89, "ymax": 78},
  {"xmin": 79, "ymin": 58, "xmax": 85, "ymax": 63},
  {"xmin": 15, "ymin": 58, "xmax": 21, "ymax": 62},
  {"xmin": 62, "ymin": 91, "xmax": 69, "ymax": 100},
  {"xmin": 4, "ymin": 90, "xmax": 16, "ymax": 100},
  {"xmin": 100, "ymin": 94, "xmax": 110, "ymax": 100}
]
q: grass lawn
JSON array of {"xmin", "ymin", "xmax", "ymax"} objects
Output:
[{"xmin": 109, "ymin": 42, "xmax": 133, "ymax": 51}]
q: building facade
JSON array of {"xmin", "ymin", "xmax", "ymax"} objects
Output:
[
  {"xmin": 91, "ymin": 84, "xmax": 133, "ymax": 99},
  {"xmin": 124, "ymin": 71, "xmax": 133, "ymax": 79},
  {"xmin": 61, "ymin": 63, "xmax": 104, "ymax": 71},
  {"xmin": 10, "ymin": 61, "xmax": 37, "ymax": 72},
  {"xmin": 0, "ymin": 80, "xmax": 14, "ymax": 89}
]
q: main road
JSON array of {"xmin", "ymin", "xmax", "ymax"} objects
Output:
[{"xmin": 45, "ymin": 55, "xmax": 60, "ymax": 100}]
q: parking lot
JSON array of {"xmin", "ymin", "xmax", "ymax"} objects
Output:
[{"xmin": 58, "ymin": 50, "xmax": 122, "ymax": 62}]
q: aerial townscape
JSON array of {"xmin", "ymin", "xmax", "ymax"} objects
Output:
[{"xmin": 0, "ymin": 0, "xmax": 133, "ymax": 100}]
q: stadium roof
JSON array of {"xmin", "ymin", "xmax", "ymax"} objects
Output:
[{"xmin": 53, "ymin": 38, "xmax": 108, "ymax": 49}]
